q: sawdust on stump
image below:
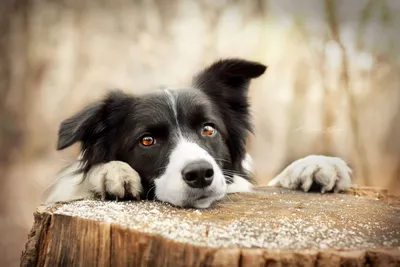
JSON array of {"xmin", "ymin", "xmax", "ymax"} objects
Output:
[{"xmin": 21, "ymin": 187, "xmax": 400, "ymax": 267}]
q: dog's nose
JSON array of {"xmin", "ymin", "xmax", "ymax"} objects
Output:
[{"xmin": 182, "ymin": 160, "xmax": 214, "ymax": 188}]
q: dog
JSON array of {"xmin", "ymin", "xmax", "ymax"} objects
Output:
[{"xmin": 45, "ymin": 58, "xmax": 352, "ymax": 208}]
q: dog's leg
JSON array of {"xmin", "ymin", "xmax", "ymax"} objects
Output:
[
  {"xmin": 268, "ymin": 155, "xmax": 352, "ymax": 193},
  {"xmin": 85, "ymin": 161, "xmax": 143, "ymax": 200},
  {"xmin": 44, "ymin": 161, "xmax": 142, "ymax": 203}
]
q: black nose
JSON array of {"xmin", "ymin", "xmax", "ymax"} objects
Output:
[{"xmin": 182, "ymin": 160, "xmax": 214, "ymax": 188}]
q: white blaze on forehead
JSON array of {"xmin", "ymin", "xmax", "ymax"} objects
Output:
[
  {"xmin": 164, "ymin": 89, "xmax": 178, "ymax": 119},
  {"xmin": 164, "ymin": 89, "xmax": 182, "ymax": 137}
]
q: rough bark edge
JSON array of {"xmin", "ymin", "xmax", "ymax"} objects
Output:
[{"xmin": 20, "ymin": 211, "xmax": 52, "ymax": 267}]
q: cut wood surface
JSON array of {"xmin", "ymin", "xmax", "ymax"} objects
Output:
[{"xmin": 21, "ymin": 187, "xmax": 400, "ymax": 267}]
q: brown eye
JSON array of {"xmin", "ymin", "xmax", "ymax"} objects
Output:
[
  {"xmin": 140, "ymin": 136, "xmax": 155, "ymax": 146},
  {"xmin": 202, "ymin": 124, "xmax": 216, "ymax": 136}
]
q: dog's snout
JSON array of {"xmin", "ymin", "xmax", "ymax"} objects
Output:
[{"xmin": 182, "ymin": 160, "xmax": 214, "ymax": 188}]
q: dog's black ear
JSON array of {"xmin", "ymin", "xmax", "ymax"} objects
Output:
[
  {"xmin": 57, "ymin": 102, "xmax": 103, "ymax": 150},
  {"xmin": 193, "ymin": 58, "xmax": 266, "ymax": 94},
  {"xmin": 57, "ymin": 91, "xmax": 131, "ymax": 150},
  {"xmin": 193, "ymin": 59, "xmax": 267, "ymax": 172}
]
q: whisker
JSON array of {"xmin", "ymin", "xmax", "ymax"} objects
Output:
[
  {"xmin": 229, "ymin": 192, "xmax": 245, "ymax": 201},
  {"xmin": 222, "ymin": 170, "xmax": 251, "ymax": 178},
  {"xmin": 223, "ymin": 170, "xmax": 252, "ymax": 176},
  {"xmin": 225, "ymin": 194, "xmax": 234, "ymax": 203},
  {"xmin": 221, "ymin": 168, "xmax": 245, "ymax": 173},
  {"xmin": 213, "ymin": 158, "xmax": 231, "ymax": 163},
  {"xmin": 146, "ymin": 184, "xmax": 157, "ymax": 200},
  {"xmin": 153, "ymin": 195, "xmax": 162, "ymax": 203},
  {"xmin": 153, "ymin": 166, "xmax": 167, "ymax": 172},
  {"xmin": 222, "ymin": 168, "xmax": 247, "ymax": 173}
]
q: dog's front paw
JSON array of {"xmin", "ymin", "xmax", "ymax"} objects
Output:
[
  {"xmin": 87, "ymin": 161, "xmax": 143, "ymax": 200},
  {"xmin": 268, "ymin": 155, "xmax": 352, "ymax": 193}
]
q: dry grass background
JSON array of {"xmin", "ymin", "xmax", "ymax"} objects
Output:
[{"xmin": 1, "ymin": 0, "xmax": 400, "ymax": 266}]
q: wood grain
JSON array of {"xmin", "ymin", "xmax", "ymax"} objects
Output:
[{"xmin": 21, "ymin": 187, "xmax": 400, "ymax": 267}]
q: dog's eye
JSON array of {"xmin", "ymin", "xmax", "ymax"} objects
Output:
[
  {"xmin": 202, "ymin": 124, "xmax": 216, "ymax": 136},
  {"xmin": 140, "ymin": 135, "xmax": 155, "ymax": 146}
]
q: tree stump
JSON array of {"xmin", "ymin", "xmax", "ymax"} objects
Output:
[{"xmin": 21, "ymin": 187, "xmax": 400, "ymax": 267}]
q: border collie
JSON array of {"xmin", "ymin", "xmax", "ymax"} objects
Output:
[{"xmin": 45, "ymin": 59, "xmax": 352, "ymax": 208}]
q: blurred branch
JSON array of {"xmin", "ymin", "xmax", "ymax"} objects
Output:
[
  {"xmin": 325, "ymin": 0, "xmax": 371, "ymax": 185},
  {"xmin": 283, "ymin": 19, "xmax": 311, "ymax": 163},
  {"xmin": 380, "ymin": 0, "xmax": 392, "ymax": 27},
  {"xmin": 199, "ymin": 1, "xmax": 223, "ymax": 62},
  {"xmin": 0, "ymin": 1, "xmax": 12, "ymax": 164},
  {"xmin": 320, "ymin": 41, "xmax": 335, "ymax": 155},
  {"xmin": 356, "ymin": 0, "xmax": 374, "ymax": 51},
  {"xmin": 310, "ymin": 27, "xmax": 336, "ymax": 155}
]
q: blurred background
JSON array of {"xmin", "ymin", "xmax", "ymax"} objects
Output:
[{"xmin": 1, "ymin": 0, "xmax": 400, "ymax": 265}]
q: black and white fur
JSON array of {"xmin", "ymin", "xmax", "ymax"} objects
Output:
[{"xmin": 45, "ymin": 59, "xmax": 352, "ymax": 208}]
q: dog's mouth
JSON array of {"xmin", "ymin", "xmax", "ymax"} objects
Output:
[
  {"xmin": 154, "ymin": 167, "xmax": 228, "ymax": 209},
  {"xmin": 157, "ymin": 192, "xmax": 226, "ymax": 209},
  {"xmin": 182, "ymin": 191, "xmax": 226, "ymax": 209},
  {"xmin": 195, "ymin": 194, "xmax": 211, "ymax": 201}
]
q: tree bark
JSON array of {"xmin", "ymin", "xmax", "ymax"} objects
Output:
[{"xmin": 21, "ymin": 187, "xmax": 400, "ymax": 267}]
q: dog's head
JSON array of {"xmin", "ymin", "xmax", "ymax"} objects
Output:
[{"xmin": 57, "ymin": 59, "xmax": 266, "ymax": 208}]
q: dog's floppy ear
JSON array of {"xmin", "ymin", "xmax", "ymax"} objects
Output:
[
  {"xmin": 57, "ymin": 102, "xmax": 103, "ymax": 150},
  {"xmin": 57, "ymin": 90, "xmax": 131, "ymax": 151}
]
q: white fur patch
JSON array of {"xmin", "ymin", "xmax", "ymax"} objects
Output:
[
  {"xmin": 241, "ymin": 153, "xmax": 253, "ymax": 174},
  {"xmin": 164, "ymin": 89, "xmax": 183, "ymax": 137},
  {"xmin": 45, "ymin": 161, "xmax": 142, "ymax": 203},
  {"xmin": 224, "ymin": 153, "xmax": 254, "ymax": 193},
  {"xmin": 44, "ymin": 162, "xmax": 92, "ymax": 203},
  {"xmin": 154, "ymin": 138, "xmax": 227, "ymax": 208},
  {"xmin": 227, "ymin": 175, "xmax": 254, "ymax": 193},
  {"xmin": 268, "ymin": 155, "xmax": 352, "ymax": 193}
]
